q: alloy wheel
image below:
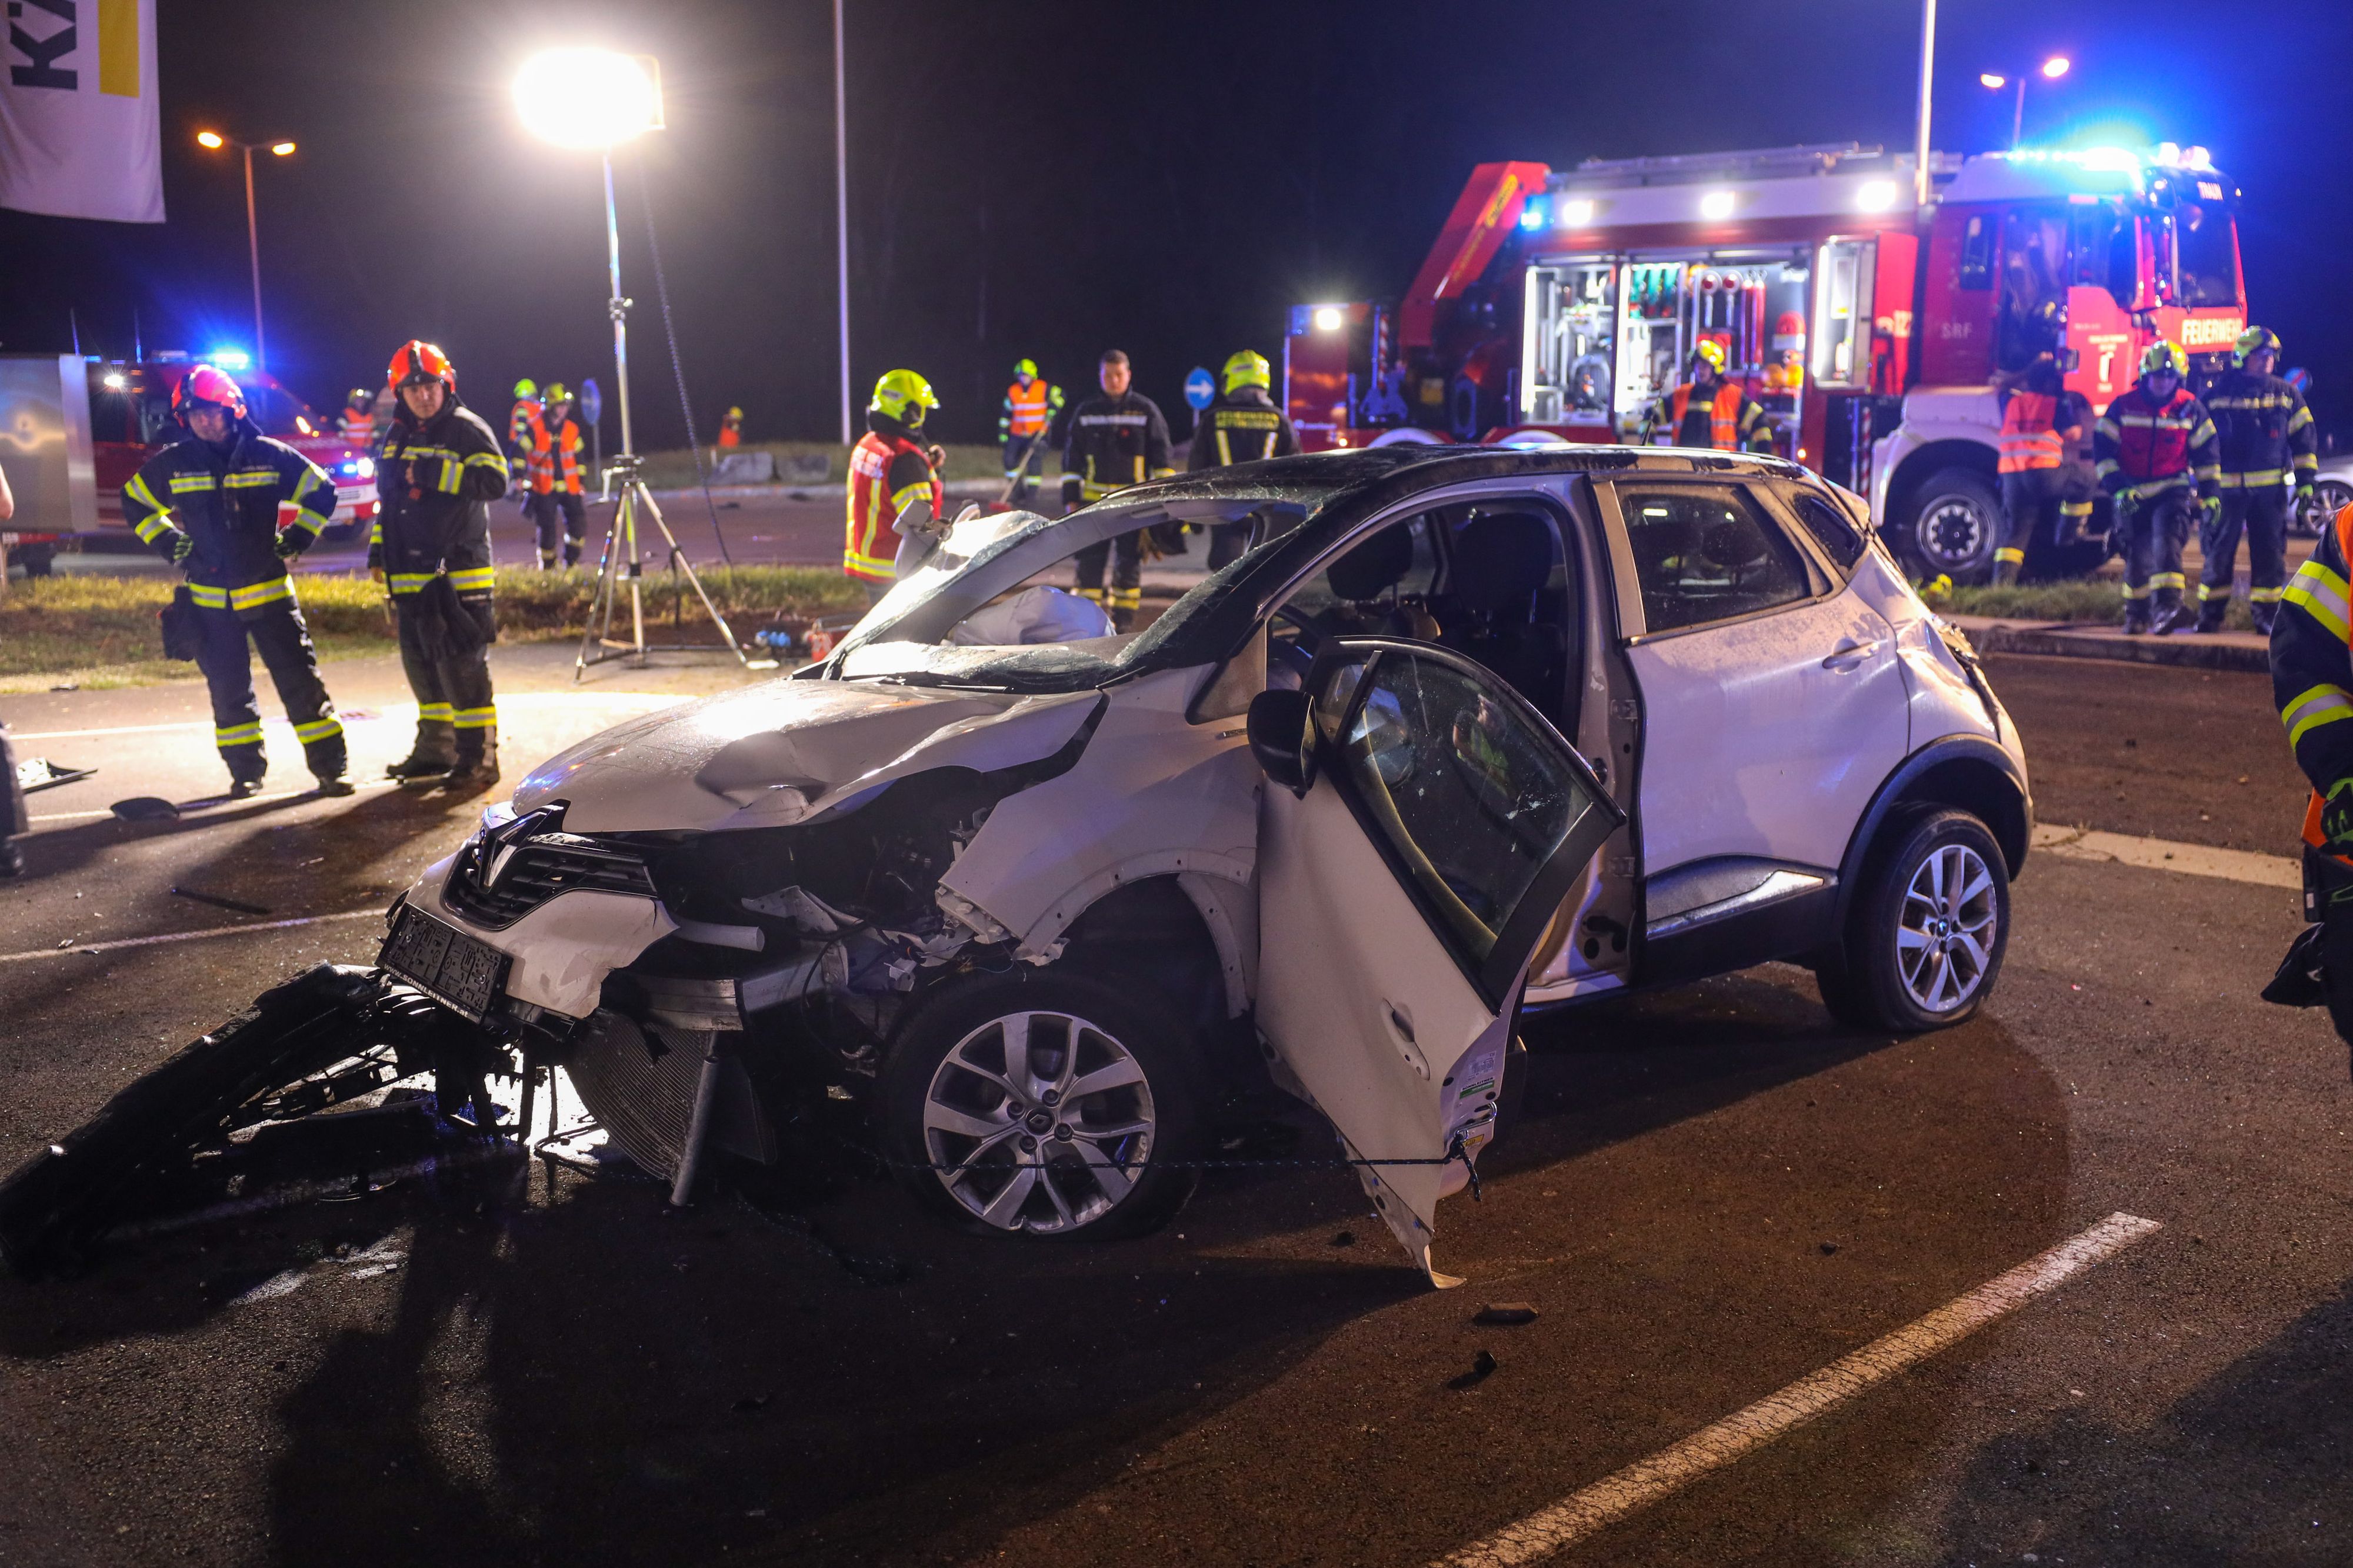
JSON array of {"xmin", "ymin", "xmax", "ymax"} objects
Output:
[
  {"xmin": 919, "ymin": 1009, "xmax": 1158, "ymax": 1235},
  {"xmin": 1896, "ymin": 842, "xmax": 1999, "ymax": 1014}
]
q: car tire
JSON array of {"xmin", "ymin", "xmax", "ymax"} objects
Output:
[
  {"xmin": 2296, "ymin": 479, "xmax": 2353, "ymax": 540},
  {"xmin": 1815, "ymin": 808, "xmax": 2010, "ymax": 1033},
  {"xmin": 878, "ymin": 970, "xmax": 1201, "ymax": 1241},
  {"xmin": 1897, "ymin": 468, "xmax": 2004, "ymax": 584}
]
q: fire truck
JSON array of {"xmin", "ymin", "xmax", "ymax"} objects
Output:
[{"xmin": 1284, "ymin": 141, "xmax": 2252, "ymax": 582}]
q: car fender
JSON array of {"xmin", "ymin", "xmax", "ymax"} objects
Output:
[
  {"xmin": 938, "ymin": 668, "xmax": 1261, "ymax": 963},
  {"xmin": 1834, "ymin": 735, "xmax": 2033, "ymax": 930}
]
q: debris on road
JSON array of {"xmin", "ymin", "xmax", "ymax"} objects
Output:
[
  {"xmin": 1474, "ymin": 1302, "xmax": 1539, "ymax": 1325},
  {"xmin": 170, "ymin": 886, "xmax": 272, "ymax": 916},
  {"xmin": 109, "ymin": 796, "xmax": 179, "ymax": 822}
]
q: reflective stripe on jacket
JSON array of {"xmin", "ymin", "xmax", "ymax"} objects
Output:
[
  {"xmin": 1000, "ymin": 379, "xmax": 1063, "ymax": 439},
  {"xmin": 1647, "ymin": 381, "xmax": 1770, "ymax": 452},
  {"xmin": 1187, "ymin": 388, "xmax": 1300, "ymax": 471},
  {"xmin": 2208, "ymin": 368, "xmax": 2319, "ymax": 488},
  {"xmin": 525, "ymin": 412, "xmax": 584, "ymax": 495},
  {"xmin": 2094, "ymin": 386, "xmax": 2220, "ymax": 499},
  {"xmin": 1059, "ymin": 392, "xmax": 1176, "ymax": 506},
  {"xmin": 2277, "ymin": 505, "xmax": 2353, "ymax": 861},
  {"xmin": 1998, "ymin": 391, "xmax": 2066, "ymax": 472},
  {"xmin": 122, "ymin": 426, "xmax": 336, "ymax": 613},
  {"xmin": 372, "ymin": 397, "xmax": 509, "ymax": 596},
  {"xmin": 845, "ymin": 430, "xmax": 939, "ymax": 582}
]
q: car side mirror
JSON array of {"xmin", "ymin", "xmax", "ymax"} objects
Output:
[{"xmin": 1247, "ymin": 688, "xmax": 1312, "ymax": 795}]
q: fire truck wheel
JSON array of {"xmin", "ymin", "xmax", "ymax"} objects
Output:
[
  {"xmin": 1449, "ymin": 376, "xmax": 1487, "ymax": 442},
  {"xmin": 1897, "ymin": 468, "xmax": 2004, "ymax": 585}
]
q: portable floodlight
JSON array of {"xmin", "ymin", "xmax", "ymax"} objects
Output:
[{"xmin": 513, "ymin": 49, "xmax": 664, "ymax": 149}]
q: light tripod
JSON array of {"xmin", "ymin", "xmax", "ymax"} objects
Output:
[{"xmin": 575, "ymin": 151, "xmax": 746, "ymax": 678}]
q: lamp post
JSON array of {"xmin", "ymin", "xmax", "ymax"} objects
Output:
[
  {"xmin": 1979, "ymin": 56, "xmax": 2072, "ymax": 151},
  {"xmin": 194, "ymin": 131, "xmax": 295, "ymax": 373},
  {"xmin": 512, "ymin": 48, "xmax": 746, "ymax": 680}
]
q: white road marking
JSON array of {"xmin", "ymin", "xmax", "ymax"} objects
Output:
[
  {"xmin": 9, "ymin": 689, "xmax": 685, "ymax": 742},
  {"xmin": 1432, "ymin": 1212, "xmax": 2162, "ymax": 1568},
  {"xmin": 0, "ymin": 908, "xmax": 382, "ymax": 965},
  {"xmin": 2032, "ymin": 823, "xmax": 2298, "ymax": 889}
]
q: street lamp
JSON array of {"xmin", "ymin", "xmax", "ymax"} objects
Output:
[
  {"xmin": 511, "ymin": 47, "xmax": 745, "ymax": 678},
  {"xmin": 1980, "ymin": 56, "xmax": 2072, "ymax": 151},
  {"xmin": 193, "ymin": 130, "xmax": 295, "ymax": 374}
]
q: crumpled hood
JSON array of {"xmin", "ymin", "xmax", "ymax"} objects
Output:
[{"xmin": 514, "ymin": 676, "xmax": 1101, "ymax": 833}]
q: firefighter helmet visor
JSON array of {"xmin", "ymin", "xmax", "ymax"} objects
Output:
[
  {"xmin": 725, "ymin": 406, "xmax": 743, "ymax": 419},
  {"xmin": 2140, "ymin": 341, "xmax": 2188, "ymax": 381},
  {"xmin": 870, "ymin": 369, "xmax": 939, "ymax": 426},
  {"xmin": 2233, "ymin": 326, "xmax": 2282, "ymax": 368},
  {"xmin": 541, "ymin": 382, "xmax": 571, "ymax": 406},
  {"xmin": 1014, "ymin": 358, "xmax": 1038, "ymax": 381},
  {"xmin": 1221, "ymin": 349, "xmax": 1272, "ymax": 395},
  {"xmin": 173, "ymin": 365, "xmax": 248, "ymax": 423},
  {"xmin": 1689, "ymin": 340, "xmax": 1728, "ymax": 375},
  {"xmin": 390, "ymin": 340, "xmax": 456, "ymax": 391},
  {"xmin": 513, "ymin": 378, "xmax": 538, "ymax": 399}
]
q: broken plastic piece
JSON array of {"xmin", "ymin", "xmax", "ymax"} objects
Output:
[
  {"xmin": 741, "ymin": 885, "xmax": 858, "ymax": 934},
  {"xmin": 110, "ymin": 796, "xmax": 179, "ymax": 822}
]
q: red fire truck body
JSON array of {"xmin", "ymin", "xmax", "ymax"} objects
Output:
[{"xmin": 1285, "ymin": 142, "xmax": 2250, "ymax": 581}]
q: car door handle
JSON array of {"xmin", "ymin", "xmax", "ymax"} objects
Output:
[
  {"xmin": 1821, "ymin": 638, "xmax": 1882, "ymax": 670},
  {"xmin": 1382, "ymin": 1002, "xmax": 1431, "ymax": 1080}
]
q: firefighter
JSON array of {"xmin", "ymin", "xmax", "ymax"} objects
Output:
[
  {"xmin": 2199, "ymin": 326, "xmax": 2318, "ymax": 635},
  {"xmin": 1991, "ymin": 351, "xmax": 2082, "ymax": 585},
  {"xmin": 506, "ymin": 378, "xmax": 541, "ymax": 494},
  {"xmin": 716, "ymin": 406, "xmax": 743, "ymax": 462},
  {"xmin": 339, "ymin": 388, "xmax": 378, "ymax": 448},
  {"xmin": 1188, "ymin": 349, "xmax": 1299, "ymax": 570},
  {"xmin": 845, "ymin": 370, "xmax": 944, "ymax": 606},
  {"xmin": 998, "ymin": 359, "xmax": 1064, "ymax": 505},
  {"xmin": 121, "ymin": 365, "xmax": 351, "ymax": 798},
  {"xmin": 2268, "ymin": 501, "xmax": 2353, "ymax": 1060},
  {"xmin": 0, "ymin": 463, "xmax": 19, "ymax": 876},
  {"xmin": 371, "ymin": 341, "xmax": 509, "ymax": 793},
  {"xmin": 2095, "ymin": 342, "xmax": 2221, "ymax": 636},
  {"xmin": 1061, "ymin": 350, "xmax": 1175, "ymax": 631},
  {"xmin": 525, "ymin": 382, "xmax": 588, "ymax": 569},
  {"xmin": 1640, "ymin": 341, "xmax": 1773, "ymax": 454}
]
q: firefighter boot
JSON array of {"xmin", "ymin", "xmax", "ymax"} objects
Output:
[
  {"xmin": 1990, "ymin": 558, "xmax": 2021, "ymax": 588},
  {"xmin": 388, "ymin": 720, "xmax": 458, "ymax": 784},
  {"xmin": 436, "ymin": 735, "xmax": 501, "ymax": 798},
  {"xmin": 2253, "ymin": 602, "xmax": 2279, "ymax": 637},
  {"xmin": 2148, "ymin": 589, "xmax": 2193, "ymax": 636},
  {"xmin": 2195, "ymin": 596, "xmax": 2229, "ymax": 635},
  {"xmin": 2123, "ymin": 598, "xmax": 2151, "ymax": 636}
]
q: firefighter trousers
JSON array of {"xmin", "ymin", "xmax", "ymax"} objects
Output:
[
  {"xmin": 1001, "ymin": 435, "xmax": 1045, "ymax": 499},
  {"xmin": 394, "ymin": 595, "xmax": 497, "ymax": 767},
  {"xmin": 1074, "ymin": 531, "xmax": 1144, "ymax": 628},
  {"xmin": 1996, "ymin": 469, "xmax": 2062, "ymax": 583},
  {"xmin": 194, "ymin": 600, "xmax": 345, "ymax": 784},
  {"xmin": 532, "ymin": 492, "xmax": 586, "ymax": 567},
  {"xmin": 2119, "ymin": 489, "xmax": 2195, "ymax": 613},
  {"xmin": 2199, "ymin": 486, "xmax": 2289, "ymax": 613}
]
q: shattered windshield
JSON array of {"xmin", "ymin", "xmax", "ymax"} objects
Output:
[{"xmin": 825, "ymin": 476, "xmax": 1351, "ymax": 692}]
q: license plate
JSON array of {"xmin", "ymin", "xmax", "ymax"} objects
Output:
[{"xmin": 381, "ymin": 905, "xmax": 511, "ymax": 1023}]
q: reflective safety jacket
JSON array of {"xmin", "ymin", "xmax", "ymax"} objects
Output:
[
  {"xmin": 845, "ymin": 417, "xmax": 939, "ymax": 582},
  {"xmin": 524, "ymin": 409, "xmax": 584, "ymax": 495},
  {"xmin": 999, "ymin": 378, "xmax": 1064, "ymax": 441},
  {"xmin": 506, "ymin": 396, "xmax": 541, "ymax": 454},
  {"xmin": 2272, "ymin": 504, "xmax": 2353, "ymax": 861},
  {"xmin": 1059, "ymin": 391, "xmax": 1175, "ymax": 508},
  {"xmin": 2094, "ymin": 385, "xmax": 2219, "ymax": 502},
  {"xmin": 369, "ymin": 394, "xmax": 508, "ymax": 599},
  {"xmin": 1643, "ymin": 379, "xmax": 1771, "ymax": 453},
  {"xmin": 1998, "ymin": 392, "xmax": 2067, "ymax": 472},
  {"xmin": 122, "ymin": 422, "xmax": 336, "ymax": 617},
  {"xmin": 1186, "ymin": 386, "xmax": 1300, "ymax": 471},
  {"xmin": 2206, "ymin": 368, "xmax": 2318, "ymax": 489},
  {"xmin": 339, "ymin": 408, "xmax": 376, "ymax": 447}
]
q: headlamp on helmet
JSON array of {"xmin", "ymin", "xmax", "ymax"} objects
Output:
[
  {"xmin": 1690, "ymin": 340, "xmax": 1728, "ymax": 375},
  {"xmin": 2233, "ymin": 325, "xmax": 2282, "ymax": 368},
  {"xmin": 2140, "ymin": 341, "xmax": 2188, "ymax": 381}
]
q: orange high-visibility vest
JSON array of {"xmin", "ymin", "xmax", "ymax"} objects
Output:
[
  {"xmin": 1004, "ymin": 379, "xmax": 1054, "ymax": 438},
  {"xmin": 524, "ymin": 411, "xmax": 583, "ymax": 495},
  {"xmin": 1998, "ymin": 391, "xmax": 2065, "ymax": 473},
  {"xmin": 1669, "ymin": 382, "xmax": 1747, "ymax": 449},
  {"xmin": 845, "ymin": 431, "xmax": 940, "ymax": 582}
]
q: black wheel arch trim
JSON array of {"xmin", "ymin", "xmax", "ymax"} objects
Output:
[{"xmin": 1834, "ymin": 735, "xmax": 2031, "ymax": 930}]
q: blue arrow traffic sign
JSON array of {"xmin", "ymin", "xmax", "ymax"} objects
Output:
[{"xmin": 1184, "ymin": 366, "xmax": 1216, "ymax": 411}]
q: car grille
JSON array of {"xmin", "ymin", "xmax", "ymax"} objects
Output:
[{"xmin": 441, "ymin": 833, "xmax": 658, "ymax": 929}]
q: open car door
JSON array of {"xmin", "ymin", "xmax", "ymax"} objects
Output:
[{"xmin": 1251, "ymin": 638, "xmax": 1622, "ymax": 1282}]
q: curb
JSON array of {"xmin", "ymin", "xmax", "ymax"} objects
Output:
[{"xmin": 1951, "ymin": 616, "xmax": 2269, "ymax": 674}]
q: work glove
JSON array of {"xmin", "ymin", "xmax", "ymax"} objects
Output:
[
  {"xmin": 2297, "ymin": 482, "xmax": 2317, "ymax": 509},
  {"xmin": 169, "ymin": 532, "xmax": 196, "ymax": 566},
  {"xmin": 273, "ymin": 531, "xmax": 306, "ymax": 561},
  {"xmin": 2323, "ymin": 778, "xmax": 2353, "ymax": 852},
  {"xmin": 2202, "ymin": 495, "xmax": 2224, "ymax": 527}
]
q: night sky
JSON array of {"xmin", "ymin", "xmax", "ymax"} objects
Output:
[{"xmin": 5, "ymin": 0, "xmax": 2349, "ymax": 451}]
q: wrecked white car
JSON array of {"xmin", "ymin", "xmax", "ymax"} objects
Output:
[{"xmin": 1, "ymin": 446, "xmax": 2029, "ymax": 1280}]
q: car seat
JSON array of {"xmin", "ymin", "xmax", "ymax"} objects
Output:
[
  {"xmin": 1311, "ymin": 523, "xmax": 1420, "ymax": 638},
  {"xmin": 1437, "ymin": 510, "xmax": 1569, "ymax": 724}
]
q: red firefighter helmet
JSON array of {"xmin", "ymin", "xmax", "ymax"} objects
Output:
[
  {"xmin": 171, "ymin": 363, "xmax": 248, "ymax": 422},
  {"xmin": 387, "ymin": 339, "xmax": 455, "ymax": 391}
]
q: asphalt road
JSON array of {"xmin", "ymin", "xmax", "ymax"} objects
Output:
[{"xmin": 0, "ymin": 648, "xmax": 2345, "ymax": 1567}]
